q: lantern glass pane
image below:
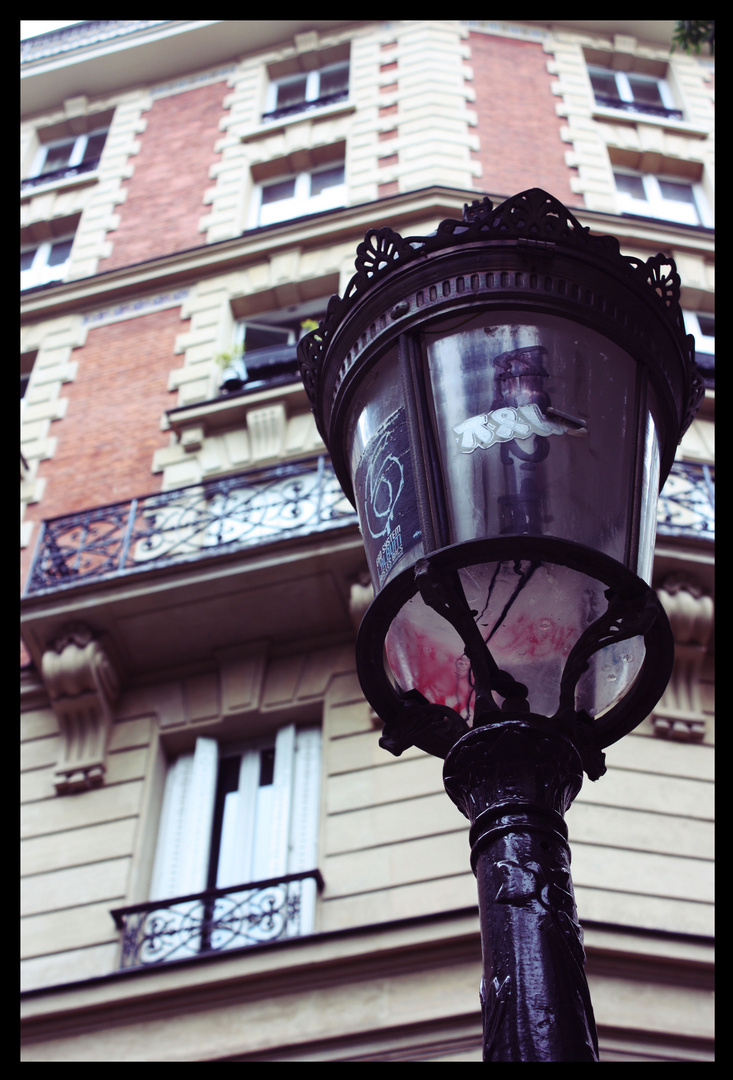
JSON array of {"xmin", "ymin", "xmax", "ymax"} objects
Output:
[
  {"xmin": 384, "ymin": 559, "xmax": 646, "ymax": 721},
  {"xmin": 637, "ymin": 408, "xmax": 661, "ymax": 584},
  {"xmin": 424, "ymin": 312, "xmax": 642, "ymax": 569},
  {"xmin": 347, "ymin": 347, "xmax": 425, "ymax": 590}
]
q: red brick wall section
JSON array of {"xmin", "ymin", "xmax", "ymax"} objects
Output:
[
  {"xmin": 468, "ymin": 32, "xmax": 581, "ymax": 208},
  {"xmin": 21, "ymin": 306, "xmax": 186, "ymax": 591},
  {"xmin": 98, "ymin": 80, "xmax": 228, "ymax": 271}
]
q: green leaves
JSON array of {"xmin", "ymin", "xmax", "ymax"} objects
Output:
[{"xmin": 671, "ymin": 20, "xmax": 714, "ymax": 57}]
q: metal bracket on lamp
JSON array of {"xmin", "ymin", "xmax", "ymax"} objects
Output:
[{"xmin": 358, "ymin": 537, "xmax": 673, "ymax": 775}]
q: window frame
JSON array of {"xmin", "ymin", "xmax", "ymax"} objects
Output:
[
  {"xmin": 150, "ymin": 724, "xmax": 322, "ymax": 903},
  {"xmin": 21, "ymin": 232, "xmax": 76, "ymax": 290},
  {"xmin": 219, "ymin": 302, "xmax": 327, "ymax": 395},
  {"xmin": 612, "ymin": 170, "xmax": 712, "ymax": 227},
  {"xmin": 263, "ymin": 60, "xmax": 350, "ymax": 120},
  {"xmin": 251, "ymin": 160, "xmax": 346, "ymax": 228},
  {"xmin": 28, "ymin": 127, "xmax": 109, "ymax": 181},
  {"xmin": 588, "ymin": 65, "xmax": 680, "ymax": 119},
  {"xmin": 683, "ymin": 310, "xmax": 715, "ymax": 361}
]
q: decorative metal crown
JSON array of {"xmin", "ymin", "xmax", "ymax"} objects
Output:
[{"xmin": 298, "ymin": 188, "xmax": 703, "ymax": 439}]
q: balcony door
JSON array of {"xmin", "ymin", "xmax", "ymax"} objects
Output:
[{"xmin": 148, "ymin": 724, "xmax": 321, "ymax": 956}]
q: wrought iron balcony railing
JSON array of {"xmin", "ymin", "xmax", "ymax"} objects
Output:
[
  {"xmin": 261, "ymin": 89, "xmax": 349, "ymax": 123},
  {"xmin": 592, "ymin": 93, "xmax": 684, "ymax": 121},
  {"xmin": 21, "ymin": 156, "xmax": 102, "ymax": 193},
  {"xmin": 23, "ymin": 458, "xmax": 713, "ymax": 597},
  {"xmin": 657, "ymin": 461, "xmax": 715, "ymax": 540},
  {"xmin": 24, "ymin": 456, "xmax": 358, "ymax": 595},
  {"xmin": 111, "ymin": 870, "xmax": 324, "ymax": 968}
]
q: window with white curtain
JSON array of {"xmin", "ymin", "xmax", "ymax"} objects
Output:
[{"xmin": 148, "ymin": 725, "xmax": 321, "ymax": 956}]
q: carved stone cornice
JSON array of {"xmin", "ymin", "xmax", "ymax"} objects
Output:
[
  {"xmin": 41, "ymin": 622, "xmax": 120, "ymax": 793},
  {"xmin": 653, "ymin": 574, "xmax": 713, "ymax": 741}
]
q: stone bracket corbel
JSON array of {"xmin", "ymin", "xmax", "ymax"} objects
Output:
[
  {"xmin": 653, "ymin": 575, "xmax": 713, "ymax": 741},
  {"xmin": 41, "ymin": 622, "xmax": 120, "ymax": 794}
]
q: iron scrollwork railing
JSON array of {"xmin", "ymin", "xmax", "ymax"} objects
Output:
[
  {"xmin": 24, "ymin": 456, "xmax": 358, "ymax": 595},
  {"xmin": 21, "ymin": 156, "xmax": 102, "ymax": 192},
  {"xmin": 592, "ymin": 93, "xmax": 684, "ymax": 121},
  {"xmin": 24, "ymin": 458, "xmax": 712, "ymax": 596},
  {"xmin": 261, "ymin": 89, "xmax": 349, "ymax": 123},
  {"xmin": 657, "ymin": 461, "xmax": 715, "ymax": 540},
  {"xmin": 111, "ymin": 870, "xmax": 324, "ymax": 968}
]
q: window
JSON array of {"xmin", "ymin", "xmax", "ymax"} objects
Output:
[
  {"xmin": 220, "ymin": 308, "xmax": 321, "ymax": 394},
  {"xmin": 145, "ymin": 725, "xmax": 321, "ymax": 960},
  {"xmin": 253, "ymin": 161, "xmax": 346, "ymax": 227},
  {"xmin": 588, "ymin": 66, "xmax": 681, "ymax": 119},
  {"xmin": 21, "ymin": 352, "xmax": 36, "ymax": 402},
  {"xmin": 21, "ymin": 233, "xmax": 75, "ymax": 290},
  {"xmin": 613, "ymin": 171, "xmax": 711, "ymax": 226},
  {"xmin": 263, "ymin": 61, "xmax": 349, "ymax": 121},
  {"xmin": 684, "ymin": 311, "xmax": 715, "ymax": 387},
  {"xmin": 25, "ymin": 128, "xmax": 108, "ymax": 187}
]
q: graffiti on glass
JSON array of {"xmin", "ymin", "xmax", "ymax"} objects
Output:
[
  {"xmin": 452, "ymin": 345, "xmax": 586, "ymax": 454},
  {"xmin": 355, "ymin": 407, "xmax": 422, "ymax": 588}
]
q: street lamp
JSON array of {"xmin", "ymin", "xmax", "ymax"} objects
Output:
[{"xmin": 298, "ymin": 189, "xmax": 704, "ymax": 1061}]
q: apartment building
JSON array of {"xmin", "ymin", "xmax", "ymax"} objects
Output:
[{"xmin": 21, "ymin": 21, "xmax": 714, "ymax": 1061}]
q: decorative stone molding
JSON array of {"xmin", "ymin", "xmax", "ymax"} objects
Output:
[
  {"xmin": 653, "ymin": 575, "xmax": 713, "ymax": 741},
  {"xmin": 349, "ymin": 572, "xmax": 373, "ymax": 632},
  {"xmin": 41, "ymin": 622, "xmax": 120, "ymax": 793},
  {"xmin": 246, "ymin": 403, "xmax": 286, "ymax": 462},
  {"xmin": 348, "ymin": 573, "xmax": 381, "ymax": 730}
]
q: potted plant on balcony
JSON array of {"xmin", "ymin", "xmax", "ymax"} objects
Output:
[{"xmin": 215, "ymin": 345, "xmax": 247, "ymax": 393}]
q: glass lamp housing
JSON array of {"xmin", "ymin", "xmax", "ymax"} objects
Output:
[{"xmin": 298, "ymin": 190, "xmax": 703, "ymax": 756}]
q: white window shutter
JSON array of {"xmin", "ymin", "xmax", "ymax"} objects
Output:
[
  {"xmin": 289, "ymin": 726, "xmax": 322, "ymax": 873},
  {"xmin": 180, "ymin": 737, "xmax": 219, "ymax": 893},
  {"xmin": 288, "ymin": 726, "xmax": 322, "ymax": 935},
  {"xmin": 149, "ymin": 752, "xmax": 193, "ymax": 900},
  {"xmin": 149, "ymin": 737, "xmax": 218, "ymax": 899},
  {"xmin": 257, "ymin": 724, "xmax": 295, "ymax": 881},
  {"xmin": 216, "ymin": 749, "xmax": 260, "ymax": 889}
]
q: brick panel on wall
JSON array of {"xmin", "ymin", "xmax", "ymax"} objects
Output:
[
  {"xmin": 20, "ymin": 306, "xmax": 187, "ymax": 591},
  {"xmin": 468, "ymin": 32, "xmax": 580, "ymax": 207},
  {"xmin": 98, "ymin": 80, "xmax": 229, "ymax": 271}
]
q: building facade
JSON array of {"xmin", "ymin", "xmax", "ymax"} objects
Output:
[{"xmin": 21, "ymin": 20, "xmax": 714, "ymax": 1061}]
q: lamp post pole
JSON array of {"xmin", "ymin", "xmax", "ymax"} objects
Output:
[
  {"xmin": 298, "ymin": 189, "xmax": 703, "ymax": 1062},
  {"xmin": 444, "ymin": 718, "xmax": 597, "ymax": 1061}
]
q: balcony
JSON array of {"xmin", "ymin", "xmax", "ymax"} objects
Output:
[
  {"xmin": 21, "ymin": 455, "xmax": 366, "ymax": 677},
  {"xmin": 111, "ymin": 870, "xmax": 324, "ymax": 969},
  {"xmin": 656, "ymin": 461, "xmax": 714, "ymax": 541},
  {"xmin": 592, "ymin": 93, "xmax": 684, "ymax": 121},
  {"xmin": 25, "ymin": 456, "xmax": 357, "ymax": 596},
  {"xmin": 21, "ymin": 156, "xmax": 102, "ymax": 194},
  {"xmin": 20, "ymin": 458, "xmax": 712, "ymax": 678},
  {"xmin": 25, "ymin": 459, "xmax": 712, "ymax": 599},
  {"xmin": 261, "ymin": 89, "xmax": 349, "ymax": 124}
]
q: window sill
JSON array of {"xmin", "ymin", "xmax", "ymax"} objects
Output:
[
  {"xmin": 21, "ymin": 167, "xmax": 100, "ymax": 201},
  {"xmin": 615, "ymin": 210, "xmax": 714, "ymax": 232},
  {"xmin": 591, "ymin": 105, "xmax": 710, "ymax": 138},
  {"xmin": 166, "ymin": 379, "xmax": 311, "ymax": 440},
  {"xmin": 240, "ymin": 100, "xmax": 355, "ymax": 144},
  {"xmin": 21, "ymin": 273, "xmax": 69, "ymax": 293}
]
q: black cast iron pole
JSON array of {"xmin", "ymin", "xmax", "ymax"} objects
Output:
[{"xmin": 443, "ymin": 717, "xmax": 599, "ymax": 1061}]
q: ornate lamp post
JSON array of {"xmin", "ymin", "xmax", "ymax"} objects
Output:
[{"xmin": 298, "ymin": 189, "xmax": 703, "ymax": 1061}]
